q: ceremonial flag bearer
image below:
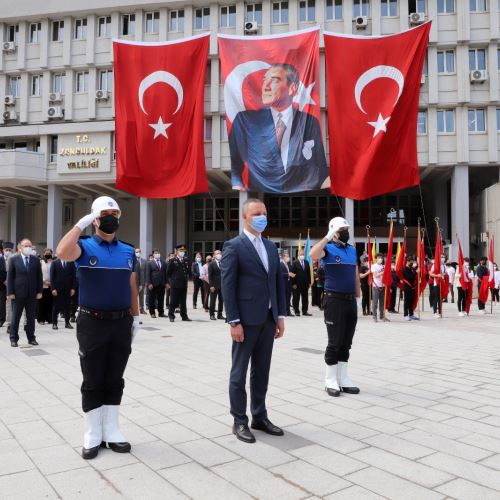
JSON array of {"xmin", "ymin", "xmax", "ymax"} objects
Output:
[{"xmin": 56, "ymin": 196, "xmax": 140, "ymax": 459}]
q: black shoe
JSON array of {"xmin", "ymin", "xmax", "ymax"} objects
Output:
[
  {"xmin": 150, "ymin": 313, "xmax": 157, "ymax": 318},
  {"xmin": 193, "ymin": 305, "xmax": 197, "ymax": 309},
  {"xmin": 294, "ymin": 311, "xmax": 300, "ymax": 316},
  {"xmin": 82, "ymin": 445, "xmax": 100, "ymax": 459},
  {"xmin": 101, "ymin": 441, "xmax": 131, "ymax": 453},
  {"xmin": 303, "ymin": 312, "xmax": 312, "ymax": 316},
  {"xmin": 7, "ymin": 325, "xmax": 11, "ymax": 334},
  {"xmin": 0, "ymin": 321, "xmax": 4, "ymax": 327},
  {"xmin": 325, "ymin": 387, "xmax": 340, "ymax": 397},
  {"xmin": 232, "ymin": 424, "xmax": 256, "ymax": 443},
  {"xmin": 158, "ymin": 314, "xmax": 167, "ymax": 318},
  {"xmin": 217, "ymin": 315, "xmax": 226, "ymax": 320},
  {"xmin": 210, "ymin": 315, "xmax": 216, "ymax": 320},
  {"xmin": 28, "ymin": 340, "xmax": 39, "ymax": 346},
  {"xmin": 182, "ymin": 317, "xmax": 192, "ymax": 322},
  {"xmin": 340, "ymin": 386, "xmax": 360, "ymax": 395},
  {"xmin": 287, "ymin": 312, "xmax": 295, "ymax": 317},
  {"xmin": 65, "ymin": 323, "xmax": 74, "ymax": 329},
  {"xmin": 52, "ymin": 324, "xmax": 58, "ymax": 330},
  {"xmin": 169, "ymin": 318, "xmax": 175, "ymax": 322},
  {"xmin": 70, "ymin": 317, "xmax": 76, "ymax": 323},
  {"xmin": 250, "ymin": 418, "xmax": 284, "ymax": 436},
  {"xmin": 10, "ymin": 341, "xmax": 18, "ymax": 347}
]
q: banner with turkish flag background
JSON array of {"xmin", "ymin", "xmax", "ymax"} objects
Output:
[
  {"xmin": 113, "ymin": 34, "xmax": 209, "ymax": 198},
  {"xmin": 218, "ymin": 27, "xmax": 329, "ymax": 194},
  {"xmin": 324, "ymin": 22, "xmax": 431, "ymax": 200}
]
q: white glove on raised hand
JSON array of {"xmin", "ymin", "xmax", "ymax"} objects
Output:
[
  {"xmin": 326, "ymin": 226, "xmax": 337, "ymax": 241},
  {"xmin": 75, "ymin": 213, "xmax": 97, "ymax": 231},
  {"xmin": 132, "ymin": 316, "xmax": 140, "ymax": 343}
]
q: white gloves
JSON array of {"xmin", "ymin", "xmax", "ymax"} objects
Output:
[
  {"xmin": 132, "ymin": 316, "xmax": 140, "ymax": 343},
  {"xmin": 326, "ymin": 226, "xmax": 336, "ymax": 241},
  {"xmin": 75, "ymin": 213, "xmax": 97, "ymax": 231}
]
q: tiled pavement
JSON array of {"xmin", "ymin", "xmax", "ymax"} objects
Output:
[{"xmin": 1, "ymin": 299, "xmax": 500, "ymax": 499}]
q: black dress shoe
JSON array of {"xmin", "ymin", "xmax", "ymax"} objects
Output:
[
  {"xmin": 52, "ymin": 324, "xmax": 58, "ymax": 330},
  {"xmin": 303, "ymin": 312, "xmax": 312, "ymax": 316},
  {"xmin": 287, "ymin": 312, "xmax": 295, "ymax": 317},
  {"xmin": 10, "ymin": 341, "xmax": 18, "ymax": 347},
  {"xmin": 340, "ymin": 386, "xmax": 360, "ymax": 394},
  {"xmin": 0, "ymin": 321, "xmax": 4, "ymax": 327},
  {"xmin": 28, "ymin": 340, "xmax": 39, "ymax": 346},
  {"xmin": 65, "ymin": 323, "xmax": 74, "ymax": 329},
  {"xmin": 232, "ymin": 424, "xmax": 256, "ymax": 443},
  {"xmin": 150, "ymin": 313, "xmax": 157, "ymax": 318},
  {"xmin": 70, "ymin": 317, "xmax": 76, "ymax": 323},
  {"xmin": 210, "ymin": 315, "xmax": 216, "ymax": 320},
  {"xmin": 101, "ymin": 441, "xmax": 131, "ymax": 453},
  {"xmin": 82, "ymin": 445, "xmax": 100, "ymax": 459},
  {"xmin": 250, "ymin": 418, "xmax": 284, "ymax": 436},
  {"xmin": 182, "ymin": 317, "xmax": 192, "ymax": 322},
  {"xmin": 193, "ymin": 305, "xmax": 197, "ymax": 309},
  {"xmin": 169, "ymin": 318, "xmax": 175, "ymax": 322},
  {"xmin": 217, "ymin": 315, "xmax": 226, "ymax": 320},
  {"xmin": 158, "ymin": 314, "xmax": 167, "ymax": 318},
  {"xmin": 325, "ymin": 387, "xmax": 340, "ymax": 397},
  {"xmin": 294, "ymin": 311, "xmax": 300, "ymax": 316}
]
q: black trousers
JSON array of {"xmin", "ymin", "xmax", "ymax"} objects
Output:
[
  {"xmin": 492, "ymin": 288, "xmax": 500, "ymax": 303},
  {"xmin": 404, "ymin": 286, "xmax": 414, "ymax": 317},
  {"xmin": 0, "ymin": 284, "xmax": 6, "ymax": 323},
  {"xmin": 37, "ymin": 288, "xmax": 53, "ymax": 323},
  {"xmin": 202, "ymin": 282, "xmax": 210, "ymax": 310},
  {"xmin": 149, "ymin": 285, "xmax": 165, "ymax": 315},
  {"xmin": 229, "ymin": 310, "xmax": 275, "ymax": 425},
  {"xmin": 430, "ymin": 285, "xmax": 441, "ymax": 314},
  {"xmin": 324, "ymin": 294, "xmax": 357, "ymax": 365},
  {"xmin": 77, "ymin": 313, "xmax": 133, "ymax": 413},
  {"xmin": 360, "ymin": 284, "xmax": 370, "ymax": 315},
  {"xmin": 71, "ymin": 285, "xmax": 79, "ymax": 318},
  {"xmin": 457, "ymin": 287, "xmax": 466, "ymax": 312},
  {"xmin": 169, "ymin": 287, "xmax": 188, "ymax": 319},
  {"xmin": 285, "ymin": 280, "xmax": 292, "ymax": 314},
  {"xmin": 209, "ymin": 288, "xmax": 224, "ymax": 316},
  {"xmin": 165, "ymin": 286, "xmax": 171, "ymax": 308},
  {"xmin": 52, "ymin": 291, "xmax": 71, "ymax": 325},
  {"xmin": 292, "ymin": 286, "xmax": 309, "ymax": 314},
  {"xmin": 389, "ymin": 286, "xmax": 398, "ymax": 311},
  {"xmin": 193, "ymin": 278, "xmax": 204, "ymax": 307},
  {"xmin": 11, "ymin": 297, "xmax": 37, "ymax": 342},
  {"xmin": 449, "ymin": 285, "xmax": 455, "ymax": 303}
]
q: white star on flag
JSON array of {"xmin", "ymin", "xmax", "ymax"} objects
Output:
[
  {"xmin": 367, "ymin": 113, "xmax": 391, "ymax": 137},
  {"xmin": 149, "ymin": 116, "xmax": 172, "ymax": 139},
  {"xmin": 293, "ymin": 82, "xmax": 316, "ymax": 111}
]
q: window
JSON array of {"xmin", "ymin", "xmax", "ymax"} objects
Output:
[
  {"xmin": 52, "ymin": 20, "xmax": 64, "ymax": 41},
  {"xmin": 246, "ymin": 3, "xmax": 263, "ymax": 24},
  {"xmin": 121, "ymin": 14, "xmax": 136, "ymax": 36},
  {"xmin": 417, "ymin": 110, "xmax": 427, "ymax": 134},
  {"xmin": 272, "ymin": 1, "xmax": 289, "ymax": 23},
  {"xmin": 470, "ymin": 0, "xmax": 487, "ymax": 12},
  {"xmin": 31, "ymin": 75, "xmax": 42, "ymax": 96},
  {"xmin": 299, "ymin": 0, "xmax": 316, "ymax": 21},
  {"xmin": 220, "ymin": 6, "xmax": 237, "ymax": 27},
  {"xmin": 29, "ymin": 23, "xmax": 41, "ymax": 43},
  {"xmin": 437, "ymin": 50, "xmax": 455, "ymax": 73},
  {"xmin": 437, "ymin": 0, "xmax": 454, "ymax": 13},
  {"xmin": 6, "ymin": 25, "xmax": 19, "ymax": 43},
  {"xmin": 98, "ymin": 16, "xmax": 111, "ymax": 37},
  {"xmin": 8, "ymin": 76, "xmax": 21, "ymax": 97},
  {"xmin": 50, "ymin": 136, "xmax": 58, "ymax": 163},
  {"xmin": 75, "ymin": 71, "xmax": 89, "ymax": 93},
  {"xmin": 204, "ymin": 117, "xmax": 212, "ymax": 141},
  {"xmin": 468, "ymin": 108, "xmax": 486, "ymax": 132},
  {"xmin": 221, "ymin": 117, "xmax": 228, "ymax": 140},
  {"xmin": 74, "ymin": 18, "xmax": 87, "ymax": 40},
  {"xmin": 63, "ymin": 204, "xmax": 73, "ymax": 225},
  {"xmin": 194, "ymin": 8, "xmax": 210, "ymax": 30},
  {"xmin": 469, "ymin": 48, "xmax": 486, "ymax": 70},
  {"xmin": 353, "ymin": 0, "xmax": 370, "ymax": 16},
  {"xmin": 381, "ymin": 0, "xmax": 397, "ymax": 16},
  {"xmin": 193, "ymin": 198, "xmax": 226, "ymax": 232},
  {"xmin": 169, "ymin": 10, "xmax": 185, "ymax": 32},
  {"xmin": 145, "ymin": 11, "xmax": 160, "ymax": 33},
  {"xmin": 496, "ymin": 109, "xmax": 500, "ymax": 131},
  {"xmin": 326, "ymin": 0, "xmax": 343, "ymax": 20},
  {"xmin": 437, "ymin": 109, "xmax": 455, "ymax": 133},
  {"xmin": 409, "ymin": 0, "xmax": 426, "ymax": 12},
  {"xmin": 52, "ymin": 73, "xmax": 65, "ymax": 93},
  {"xmin": 98, "ymin": 70, "xmax": 113, "ymax": 91}
]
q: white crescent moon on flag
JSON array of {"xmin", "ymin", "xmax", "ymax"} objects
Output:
[
  {"xmin": 138, "ymin": 70, "xmax": 184, "ymax": 115},
  {"xmin": 354, "ymin": 65, "xmax": 404, "ymax": 115}
]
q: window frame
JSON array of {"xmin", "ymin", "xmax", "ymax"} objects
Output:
[
  {"xmin": 272, "ymin": 1, "xmax": 289, "ymax": 24},
  {"xmin": 6, "ymin": 24, "xmax": 19, "ymax": 43},
  {"xmin": 437, "ymin": 49, "xmax": 456, "ymax": 74},
  {"xmin": 97, "ymin": 16, "xmax": 111, "ymax": 38},
  {"xmin": 469, "ymin": 48, "xmax": 487, "ymax": 71},
  {"xmin": 73, "ymin": 18, "xmax": 88, "ymax": 40},
  {"xmin": 437, "ymin": 109, "xmax": 455, "ymax": 135},
  {"xmin": 194, "ymin": 7, "xmax": 211, "ymax": 30},
  {"xmin": 51, "ymin": 20, "xmax": 64, "ymax": 42},
  {"xmin": 353, "ymin": 0, "xmax": 370, "ymax": 17},
  {"xmin": 30, "ymin": 74, "xmax": 42, "ymax": 97},
  {"xmin": 299, "ymin": 0, "xmax": 316, "ymax": 22},
  {"xmin": 28, "ymin": 22, "xmax": 42, "ymax": 44},
  {"xmin": 326, "ymin": 0, "xmax": 343, "ymax": 20},
  {"xmin": 417, "ymin": 110, "xmax": 427, "ymax": 135},
  {"xmin": 8, "ymin": 76, "xmax": 21, "ymax": 98},
  {"xmin": 98, "ymin": 69, "xmax": 113, "ymax": 92},
  {"xmin": 381, "ymin": 0, "xmax": 398, "ymax": 17},
  {"xmin": 144, "ymin": 11, "xmax": 160, "ymax": 33},
  {"xmin": 74, "ymin": 71, "xmax": 89, "ymax": 94},
  {"xmin": 246, "ymin": 3, "xmax": 263, "ymax": 24},
  {"xmin": 204, "ymin": 117, "xmax": 213, "ymax": 142},
  {"xmin": 52, "ymin": 73, "xmax": 66, "ymax": 94},
  {"xmin": 468, "ymin": 108, "xmax": 486, "ymax": 133},
  {"xmin": 469, "ymin": 0, "xmax": 488, "ymax": 12},
  {"xmin": 220, "ymin": 5, "xmax": 237, "ymax": 28},
  {"xmin": 437, "ymin": 0, "xmax": 455, "ymax": 14},
  {"xmin": 50, "ymin": 135, "xmax": 58, "ymax": 163},
  {"xmin": 121, "ymin": 13, "xmax": 136, "ymax": 37}
]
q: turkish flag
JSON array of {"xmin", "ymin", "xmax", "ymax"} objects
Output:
[
  {"xmin": 218, "ymin": 28, "xmax": 328, "ymax": 194},
  {"xmin": 113, "ymin": 34, "xmax": 209, "ymax": 198},
  {"xmin": 324, "ymin": 22, "xmax": 431, "ymax": 200}
]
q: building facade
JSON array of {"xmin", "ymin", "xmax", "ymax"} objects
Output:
[{"xmin": 0, "ymin": 0, "xmax": 499, "ymax": 260}]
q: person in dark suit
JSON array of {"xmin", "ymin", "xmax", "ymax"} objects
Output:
[
  {"xmin": 145, "ymin": 249, "xmax": 167, "ymax": 318},
  {"xmin": 7, "ymin": 238, "xmax": 43, "ymax": 347},
  {"xmin": 134, "ymin": 248, "xmax": 147, "ymax": 314},
  {"xmin": 229, "ymin": 64, "xmax": 329, "ymax": 194},
  {"xmin": 191, "ymin": 253, "xmax": 205, "ymax": 309},
  {"xmin": 50, "ymin": 258, "xmax": 76, "ymax": 329},
  {"xmin": 291, "ymin": 249, "xmax": 312, "ymax": 316},
  {"xmin": 0, "ymin": 244, "xmax": 7, "ymax": 327},
  {"xmin": 221, "ymin": 198, "xmax": 286, "ymax": 444},
  {"xmin": 166, "ymin": 245, "xmax": 191, "ymax": 322},
  {"xmin": 279, "ymin": 251, "xmax": 294, "ymax": 316},
  {"xmin": 208, "ymin": 250, "xmax": 225, "ymax": 320},
  {"xmin": 165, "ymin": 252, "xmax": 175, "ymax": 309},
  {"xmin": 2, "ymin": 242, "xmax": 14, "ymax": 331}
]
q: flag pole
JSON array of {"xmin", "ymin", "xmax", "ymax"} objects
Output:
[
  {"xmin": 366, "ymin": 225, "xmax": 372, "ymax": 315},
  {"xmin": 421, "ymin": 226, "xmax": 426, "ymax": 313},
  {"xmin": 417, "ymin": 219, "xmax": 421, "ymax": 319},
  {"xmin": 490, "ymin": 235, "xmax": 494, "ymax": 315},
  {"xmin": 435, "ymin": 217, "xmax": 442, "ymax": 318},
  {"xmin": 383, "ymin": 210, "xmax": 395, "ymax": 321}
]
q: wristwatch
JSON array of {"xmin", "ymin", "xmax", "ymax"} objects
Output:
[{"xmin": 230, "ymin": 321, "xmax": 240, "ymax": 328}]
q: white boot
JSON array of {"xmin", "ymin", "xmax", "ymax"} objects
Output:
[
  {"xmin": 102, "ymin": 405, "xmax": 127, "ymax": 443},
  {"xmin": 337, "ymin": 362, "xmax": 360, "ymax": 394},
  {"xmin": 325, "ymin": 364, "xmax": 340, "ymax": 397},
  {"xmin": 83, "ymin": 407, "xmax": 103, "ymax": 449}
]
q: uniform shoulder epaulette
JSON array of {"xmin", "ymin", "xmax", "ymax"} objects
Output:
[
  {"xmin": 118, "ymin": 240, "xmax": 135, "ymax": 248},
  {"xmin": 79, "ymin": 235, "xmax": 91, "ymax": 240}
]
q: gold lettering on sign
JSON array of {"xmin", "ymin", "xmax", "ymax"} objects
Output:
[
  {"xmin": 59, "ymin": 147, "xmax": 107, "ymax": 156},
  {"xmin": 67, "ymin": 159, "xmax": 100, "ymax": 169}
]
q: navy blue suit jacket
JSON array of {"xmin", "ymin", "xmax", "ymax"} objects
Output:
[
  {"xmin": 229, "ymin": 108, "xmax": 328, "ymax": 193},
  {"xmin": 7, "ymin": 254, "xmax": 43, "ymax": 298},
  {"xmin": 221, "ymin": 233, "xmax": 286, "ymax": 326}
]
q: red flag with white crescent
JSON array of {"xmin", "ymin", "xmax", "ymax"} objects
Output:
[{"xmin": 113, "ymin": 34, "xmax": 209, "ymax": 198}]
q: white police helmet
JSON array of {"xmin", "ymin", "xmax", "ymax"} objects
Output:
[
  {"xmin": 328, "ymin": 216, "xmax": 350, "ymax": 234},
  {"xmin": 91, "ymin": 196, "xmax": 121, "ymax": 218}
]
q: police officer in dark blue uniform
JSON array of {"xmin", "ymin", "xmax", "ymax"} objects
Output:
[
  {"xmin": 309, "ymin": 217, "xmax": 360, "ymax": 397},
  {"xmin": 56, "ymin": 196, "xmax": 140, "ymax": 460}
]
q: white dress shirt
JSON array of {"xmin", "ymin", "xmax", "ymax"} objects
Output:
[{"xmin": 270, "ymin": 105, "xmax": 294, "ymax": 171}]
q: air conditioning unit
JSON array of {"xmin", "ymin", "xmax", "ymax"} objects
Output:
[
  {"xmin": 49, "ymin": 92, "xmax": 62, "ymax": 103},
  {"xmin": 244, "ymin": 21, "xmax": 258, "ymax": 34},
  {"xmin": 470, "ymin": 69, "xmax": 487, "ymax": 83},
  {"xmin": 95, "ymin": 89, "xmax": 109, "ymax": 101},
  {"xmin": 47, "ymin": 106, "xmax": 64, "ymax": 119},
  {"xmin": 354, "ymin": 16, "xmax": 368, "ymax": 29},
  {"xmin": 3, "ymin": 110, "xmax": 18, "ymax": 121},
  {"xmin": 2, "ymin": 41, "xmax": 16, "ymax": 52},
  {"xmin": 4, "ymin": 95, "xmax": 16, "ymax": 106},
  {"xmin": 409, "ymin": 12, "xmax": 425, "ymax": 25},
  {"xmin": 420, "ymin": 74, "xmax": 426, "ymax": 86}
]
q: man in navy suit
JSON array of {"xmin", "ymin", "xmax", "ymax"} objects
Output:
[
  {"xmin": 229, "ymin": 63, "xmax": 329, "ymax": 193},
  {"xmin": 221, "ymin": 198, "xmax": 286, "ymax": 443}
]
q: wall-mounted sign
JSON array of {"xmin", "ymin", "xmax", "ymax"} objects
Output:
[{"xmin": 57, "ymin": 133, "xmax": 111, "ymax": 173}]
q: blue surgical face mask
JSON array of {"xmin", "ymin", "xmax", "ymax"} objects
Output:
[{"xmin": 251, "ymin": 215, "xmax": 268, "ymax": 233}]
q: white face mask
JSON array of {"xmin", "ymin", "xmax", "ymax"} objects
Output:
[
  {"xmin": 196, "ymin": 257, "xmax": 202, "ymax": 262},
  {"xmin": 135, "ymin": 252, "xmax": 141, "ymax": 258},
  {"xmin": 178, "ymin": 252, "xmax": 185, "ymax": 258},
  {"xmin": 441, "ymin": 257, "xmax": 446, "ymax": 263},
  {"xmin": 299, "ymin": 255, "xmax": 305, "ymax": 261},
  {"xmin": 377, "ymin": 258, "xmax": 383, "ymax": 264},
  {"xmin": 215, "ymin": 254, "xmax": 222, "ymax": 261},
  {"xmin": 413, "ymin": 263, "xmax": 418, "ymax": 268},
  {"xmin": 154, "ymin": 253, "xmax": 160, "ymax": 260},
  {"xmin": 3, "ymin": 250, "xmax": 11, "ymax": 257},
  {"xmin": 284, "ymin": 257, "xmax": 290, "ymax": 263},
  {"xmin": 21, "ymin": 247, "xmax": 32, "ymax": 256}
]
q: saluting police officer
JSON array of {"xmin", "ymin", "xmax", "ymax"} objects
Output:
[
  {"xmin": 56, "ymin": 196, "xmax": 140, "ymax": 460},
  {"xmin": 309, "ymin": 217, "xmax": 360, "ymax": 397},
  {"xmin": 166, "ymin": 245, "xmax": 192, "ymax": 322}
]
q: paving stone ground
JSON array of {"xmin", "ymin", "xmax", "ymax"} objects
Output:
[{"xmin": 1, "ymin": 297, "xmax": 500, "ymax": 499}]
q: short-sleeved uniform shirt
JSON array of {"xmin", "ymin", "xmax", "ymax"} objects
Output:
[
  {"xmin": 75, "ymin": 235, "xmax": 136, "ymax": 311},
  {"xmin": 321, "ymin": 242, "xmax": 357, "ymax": 294}
]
